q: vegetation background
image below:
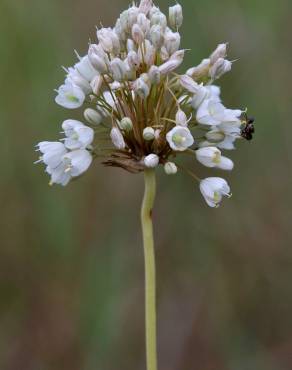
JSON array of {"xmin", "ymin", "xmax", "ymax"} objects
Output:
[{"xmin": 0, "ymin": 0, "xmax": 291, "ymax": 369}]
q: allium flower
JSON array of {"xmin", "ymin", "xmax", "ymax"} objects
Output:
[
  {"xmin": 36, "ymin": 0, "xmax": 253, "ymax": 204},
  {"xmin": 36, "ymin": 1, "xmax": 254, "ymax": 369}
]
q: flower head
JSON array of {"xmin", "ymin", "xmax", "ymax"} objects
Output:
[{"xmin": 36, "ymin": 0, "xmax": 253, "ymax": 206}]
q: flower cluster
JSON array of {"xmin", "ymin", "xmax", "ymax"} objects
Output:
[{"xmin": 36, "ymin": 0, "xmax": 253, "ymax": 207}]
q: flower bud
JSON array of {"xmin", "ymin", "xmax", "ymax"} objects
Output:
[
  {"xmin": 150, "ymin": 11, "xmax": 167, "ymax": 29},
  {"xmin": 144, "ymin": 153, "xmax": 159, "ymax": 168},
  {"xmin": 148, "ymin": 65, "xmax": 161, "ymax": 84},
  {"xmin": 210, "ymin": 43, "xmax": 228, "ymax": 64},
  {"xmin": 205, "ymin": 130, "xmax": 225, "ymax": 143},
  {"xmin": 164, "ymin": 162, "xmax": 178, "ymax": 175},
  {"xmin": 186, "ymin": 58, "xmax": 210, "ymax": 80},
  {"xmin": 175, "ymin": 109, "xmax": 188, "ymax": 126},
  {"xmin": 127, "ymin": 39, "xmax": 136, "ymax": 52},
  {"xmin": 132, "ymin": 24, "xmax": 145, "ymax": 44},
  {"xmin": 96, "ymin": 27, "xmax": 120, "ymax": 55},
  {"xmin": 134, "ymin": 76, "xmax": 150, "ymax": 99},
  {"xmin": 180, "ymin": 74, "xmax": 200, "ymax": 93},
  {"xmin": 150, "ymin": 25, "xmax": 164, "ymax": 49},
  {"xmin": 90, "ymin": 75, "xmax": 103, "ymax": 95},
  {"xmin": 209, "ymin": 58, "xmax": 232, "ymax": 80},
  {"xmin": 137, "ymin": 13, "xmax": 150, "ymax": 34},
  {"xmin": 164, "ymin": 29, "xmax": 181, "ymax": 55},
  {"xmin": 88, "ymin": 44, "xmax": 108, "ymax": 74},
  {"xmin": 138, "ymin": 40, "xmax": 155, "ymax": 66},
  {"xmin": 110, "ymin": 127, "xmax": 126, "ymax": 149},
  {"xmin": 158, "ymin": 50, "xmax": 185, "ymax": 74},
  {"xmin": 143, "ymin": 127, "xmax": 155, "ymax": 141},
  {"xmin": 169, "ymin": 4, "xmax": 183, "ymax": 29},
  {"xmin": 139, "ymin": 0, "xmax": 153, "ymax": 15},
  {"xmin": 119, "ymin": 117, "xmax": 133, "ymax": 132},
  {"xmin": 110, "ymin": 58, "xmax": 127, "ymax": 81},
  {"xmin": 127, "ymin": 51, "xmax": 140, "ymax": 70},
  {"xmin": 84, "ymin": 108, "xmax": 102, "ymax": 125}
]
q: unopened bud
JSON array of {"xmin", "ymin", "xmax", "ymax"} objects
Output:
[
  {"xmin": 110, "ymin": 58, "xmax": 127, "ymax": 81},
  {"xmin": 150, "ymin": 11, "xmax": 167, "ymax": 29},
  {"xmin": 143, "ymin": 127, "xmax": 155, "ymax": 141},
  {"xmin": 164, "ymin": 29, "xmax": 181, "ymax": 55},
  {"xmin": 186, "ymin": 58, "xmax": 210, "ymax": 81},
  {"xmin": 209, "ymin": 58, "xmax": 232, "ymax": 80},
  {"xmin": 84, "ymin": 108, "xmax": 102, "ymax": 125},
  {"xmin": 90, "ymin": 75, "xmax": 103, "ymax": 95},
  {"xmin": 169, "ymin": 4, "xmax": 183, "ymax": 29},
  {"xmin": 132, "ymin": 24, "xmax": 145, "ymax": 44},
  {"xmin": 164, "ymin": 162, "xmax": 178, "ymax": 175},
  {"xmin": 210, "ymin": 43, "xmax": 228, "ymax": 64},
  {"xmin": 144, "ymin": 153, "xmax": 159, "ymax": 168},
  {"xmin": 180, "ymin": 74, "xmax": 200, "ymax": 93},
  {"xmin": 206, "ymin": 130, "xmax": 225, "ymax": 143},
  {"xmin": 150, "ymin": 25, "xmax": 164, "ymax": 49},
  {"xmin": 110, "ymin": 127, "xmax": 126, "ymax": 149},
  {"xmin": 137, "ymin": 13, "xmax": 150, "ymax": 34},
  {"xmin": 88, "ymin": 44, "xmax": 108, "ymax": 74},
  {"xmin": 148, "ymin": 65, "xmax": 161, "ymax": 84},
  {"xmin": 119, "ymin": 117, "xmax": 133, "ymax": 132},
  {"xmin": 127, "ymin": 51, "xmax": 139, "ymax": 70},
  {"xmin": 175, "ymin": 109, "xmax": 188, "ymax": 127},
  {"xmin": 134, "ymin": 76, "xmax": 150, "ymax": 99}
]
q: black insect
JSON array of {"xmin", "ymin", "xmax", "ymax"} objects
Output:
[{"xmin": 241, "ymin": 114, "xmax": 255, "ymax": 141}]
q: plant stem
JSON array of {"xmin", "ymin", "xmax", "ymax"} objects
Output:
[{"xmin": 141, "ymin": 169, "xmax": 157, "ymax": 370}]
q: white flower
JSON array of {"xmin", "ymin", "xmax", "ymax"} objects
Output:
[
  {"xmin": 47, "ymin": 149, "xmax": 93, "ymax": 186},
  {"xmin": 196, "ymin": 100, "xmax": 242, "ymax": 126},
  {"xmin": 169, "ymin": 4, "xmax": 183, "ymax": 29},
  {"xmin": 55, "ymin": 82, "xmax": 85, "ymax": 109},
  {"xmin": 37, "ymin": 141, "xmax": 67, "ymax": 168},
  {"xmin": 195, "ymin": 147, "xmax": 234, "ymax": 170},
  {"xmin": 62, "ymin": 120, "xmax": 94, "ymax": 150},
  {"xmin": 209, "ymin": 58, "xmax": 232, "ymax": 80},
  {"xmin": 65, "ymin": 67, "xmax": 91, "ymax": 94},
  {"xmin": 191, "ymin": 85, "xmax": 221, "ymax": 109},
  {"xmin": 164, "ymin": 162, "xmax": 178, "ymax": 175},
  {"xmin": 144, "ymin": 153, "xmax": 159, "ymax": 168},
  {"xmin": 200, "ymin": 177, "xmax": 231, "ymax": 208},
  {"xmin": 166, "ymin": 126, "xmax": 194, "ymax": 151},
  {"xmin": 143, "ymin": 127, "xmax": 155, "ymax": 140},
  {"xmin": 110, "ymin": 127, "xmax": 126, "ymax": 149}
]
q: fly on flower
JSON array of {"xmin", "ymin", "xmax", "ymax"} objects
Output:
[{"xmin": 36, "ymin": 0, "xmax": 254, "ymax": 208}]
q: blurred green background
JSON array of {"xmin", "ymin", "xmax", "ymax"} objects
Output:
[{"xmin": 1, "ymin": 0, "xmax": 292, "ymax": 369}]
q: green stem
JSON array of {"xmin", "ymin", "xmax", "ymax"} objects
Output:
[{"xmin": 141, "ymin": 169, "xmax": 157, "ymax": 370}]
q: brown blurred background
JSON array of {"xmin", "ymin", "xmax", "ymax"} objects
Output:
[{"xmin": 0, "ymin": 0, "xmax": 292, "ymax": 369}]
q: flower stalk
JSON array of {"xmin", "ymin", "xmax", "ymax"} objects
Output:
[{"xmin": 141, "ymin": 168, "xmax": 157, "ymax": 370}]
